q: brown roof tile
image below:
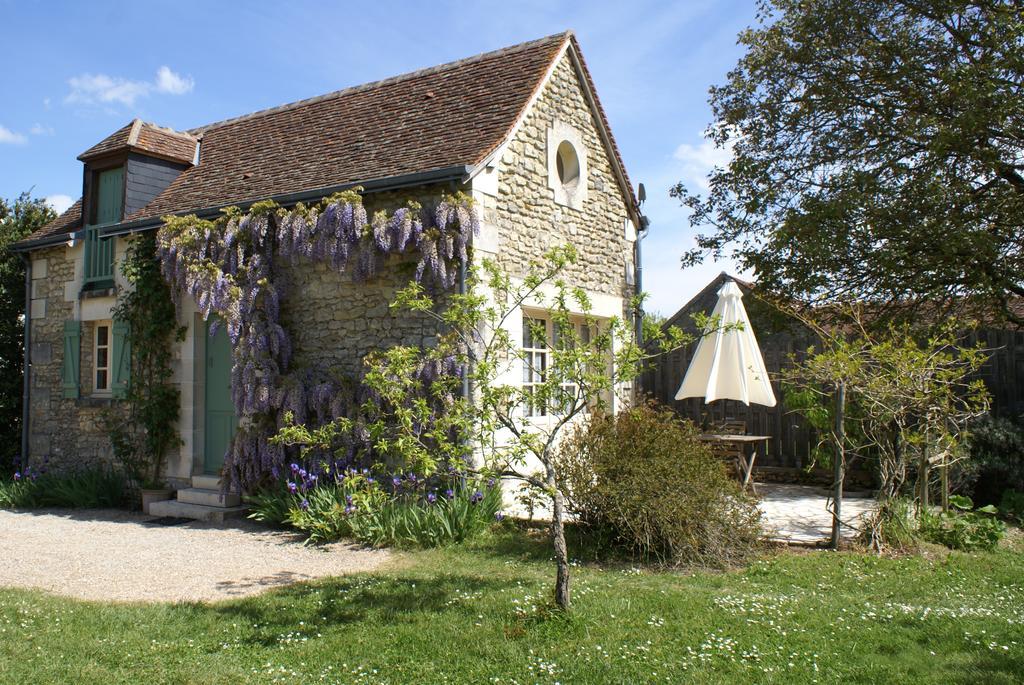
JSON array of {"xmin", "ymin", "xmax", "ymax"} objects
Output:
[
  {"xmin": 78, "ymin": 119, "xmax": 197, "ymax": 164},
  {"xmin": 131, "ymin": 32, "xmax": 570, "ymax": 222},
  {"xmin": 21, "ymin": 31, "xmax": 637, "ymax": 247}
]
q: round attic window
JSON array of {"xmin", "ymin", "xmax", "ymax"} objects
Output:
[{"xmin": 555, "ymin": 140, "xmax": 580, "ymax": 191}]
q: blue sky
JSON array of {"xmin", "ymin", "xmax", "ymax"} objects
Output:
[{"xmin": 0, "ymin": 0, "xmax": 755, "ymax": 315}]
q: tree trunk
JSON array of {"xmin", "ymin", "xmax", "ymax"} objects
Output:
[
  {"xmin": 545, "ymin": 463, "xmax": 571, "ymax": 610},
  {"xmin": 831, "ymin": 382, "xmax": 846, "ymax": 550}
]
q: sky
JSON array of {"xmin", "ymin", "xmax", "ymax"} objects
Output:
[{"xmin": 0, "ymin": 0, "xmax": 756, "ymax": 316}]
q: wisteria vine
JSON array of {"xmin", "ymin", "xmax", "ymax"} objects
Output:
[{"xmin": 156, "ymin": 188, "xmax": 479, "ymax": 491}]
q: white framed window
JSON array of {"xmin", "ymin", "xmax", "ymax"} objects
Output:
[
  {"xmin": 522, "ymin": 313, "xmax": 597, "ymax": 417},
  {"xmin": 522, "ymin": 317, "xmax": 549, "ymax": 417},
  {"xmin": 94, "ymin": 320, "xmax": 111, "ymax": 393}
]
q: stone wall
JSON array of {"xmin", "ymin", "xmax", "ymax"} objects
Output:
[
  {"xmin": 282, "ymin": 185, "xmax": 454, "ymax": 378},
  {"xmin": 484, "ymin": 52, "xmax": 635, "ymax": 304},
  {"xmin": 27, "ymin": 246, "xmax": 115, "ymax": 469}
]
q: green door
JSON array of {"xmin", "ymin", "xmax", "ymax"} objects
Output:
[{"xmin": 203, "ymin": 318, "xmax": 237, "ymax": 474}]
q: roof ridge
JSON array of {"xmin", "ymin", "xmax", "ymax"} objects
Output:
[
  {"xmin": 187, "ymin": 31, "xmax": 572, "ymax": 135},
  {"xmin": 126, "ymin": 119, "xmax": 143, "ymax": 146},
  {"xmin": 139, "ymin": 121, "xmax": 198, "ymax": 142}
]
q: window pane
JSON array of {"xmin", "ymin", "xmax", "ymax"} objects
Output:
[
  {"xmin": 96, "ymin": 370, "xmax": 108, "ymax": 390},
  {"xmin": 97, "ymin": 348, "xmax": 108, "ymax": 368},
  {"xmin": 97, "ymin": 325, "xmax": 108, "ymax": 346}
]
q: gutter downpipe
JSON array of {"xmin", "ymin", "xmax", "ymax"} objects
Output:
[
  {"xmin": 20, "ymin": 254, "xmax": 31, "ymax": 466},
  {"xmin": 634, "ymin": 215, "xmax": 650, "ymax": 346}
]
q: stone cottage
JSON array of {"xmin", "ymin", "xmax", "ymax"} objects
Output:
[{"xmin": 12, "ymin": 32, "xmax": 642, "ymax": 517}]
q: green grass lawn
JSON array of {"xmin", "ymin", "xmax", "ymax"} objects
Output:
[{"xmin": 0, "ymin": 526, "xmax": 1021, "ymax": 685}]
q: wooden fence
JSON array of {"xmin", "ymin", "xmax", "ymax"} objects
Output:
[{"xmin": 641, "ymin": 274, "xmax": 1024, "ymax": 469}]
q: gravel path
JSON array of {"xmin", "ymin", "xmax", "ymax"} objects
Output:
[{"xmin": 0, "ymin": 508, "xmax": 389, "ymax": 603}]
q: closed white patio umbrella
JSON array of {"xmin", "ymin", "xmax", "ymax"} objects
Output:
[{"xmin": 674, "ymin": 279, "xmax": 777, "ymax": 407}]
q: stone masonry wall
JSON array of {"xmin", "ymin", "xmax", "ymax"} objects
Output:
[
  {"xmin": 486, "ymin": 52, "xmax": 635, "ymax": 304},
  {"xmin": 282, "ymin": 185, "xmax": 453, "ymax": 379},
  {"xmin": 27, "ymin": 246, "xmax": 114, "ymax": 469}
]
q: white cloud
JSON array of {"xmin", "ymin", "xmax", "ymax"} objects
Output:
[
  {"xmin": 0, "ymin": 125, "xmax": 27, "ymax": 145},
  {"xmin": 30, "ymin": 123, "xmax": 55, "ymax": 136},
  {"xmin": 45, "ymin": 194, "xmax": 74, "ymax": 215},
  {"xmin": 65, "ymin": 66, "xmax": 194, "ymax": 107},
  {"xmin": 155, "ymin": 66, "xmax": 194, "ymax": 95},
  {"xmin": 43, "ymin": 97, "xmax": 51, "ymax": 110},
  {"xmin": 672, "ymin": 137, "xmax": 734, "ymax": 194}
]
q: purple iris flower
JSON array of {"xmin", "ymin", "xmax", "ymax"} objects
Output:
[
  {"xmin": 487, "ymin": 478, "xmax": 496, "ymax": 488},
  {"xmin": 290, "ymin": 463, "xmax": 300, "ymax": 474},
  {"xmin": 495, "ymin": 512, "xmax": 505, "ymax": 522},
  {"xmin": 392, "ymin": 476, "xmax": 401, "ymax": 488},
  {"xmin": 12, "ymin": 472, "xmax": 20, "ymax": 481},
  {"xmin": 470, "ymin": 490, "xmax": 484, "ymax": 505},
  {"xmin": 298, "ymin": 468, "xmax": 308, "ymax": 479},
  {"xmin": 445, "ymin": 488, "xmax": 454, "ymax": 499},
  {"xmin": 427, "ymin": 492, "xmax": 437, "ymax": 504},
  {"xmin": 287, "ymin": 481, "xmax": 298, "ymax": 494},
  {"xmin": 299, "ymin": 499, "xmax": 310, "ymax": 511}
]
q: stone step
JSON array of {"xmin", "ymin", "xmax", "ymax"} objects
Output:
[
  {"xmin": 191, "ymin": 474, "xmax": 223, "ymax": 490},
  {"xmin": 148, "ymin": 499, "xmax": 248, "ymax": 523},
  {"xmin": 177, "ymin": 487, "xmax": 241, "ymax": 508}
]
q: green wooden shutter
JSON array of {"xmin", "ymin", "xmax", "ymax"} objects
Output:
[
  {"xmin": 62, "ymin": 320, "xmax": 81, "ymax": 399},
  {"xmin": 95, "ymin": 167, "xmax": 124, "ymax": 225},
  {"xmin": 111, "ymin": 319, "xmax": 130, "ymax": 399}
]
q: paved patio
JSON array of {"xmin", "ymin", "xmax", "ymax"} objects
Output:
[{"xmin": 757, "ymin": 483, "xmax": 876, "ymax": 545}]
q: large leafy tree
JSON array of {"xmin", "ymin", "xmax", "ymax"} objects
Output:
[
  {"xmin": 0, "ymin": 193, "xmax": 55, "ymax": 473},
  {"xmin": 675, "ymin": 0, "xmax": 1024, "ymax": 325}
]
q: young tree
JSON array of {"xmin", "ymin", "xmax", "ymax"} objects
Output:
[
  {"xmin": 676, "ymin": 0, "xmax": 1024, "ymax": 326},
  {"xmin": 0, "ymin": 194, "xmax": 55, "ymax": 473},
  {"xmin": 374, "ymin": 245, "xmax": 687, "ymax": 609},
  {"xmin": 782, "ymin": 314, "xmax": 990, "ymax": 550}
]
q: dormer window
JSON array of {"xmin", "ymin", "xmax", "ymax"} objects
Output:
[{"xmin": 84, "ymin": 166, "xmax": 122, "ymax": 287}]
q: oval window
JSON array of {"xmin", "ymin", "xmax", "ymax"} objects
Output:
[{"xmin": 555, "ymin": 140, "xmax": 580, "ymax": 191}]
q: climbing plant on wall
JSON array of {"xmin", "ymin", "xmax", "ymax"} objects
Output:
[
  {"xmin": 104, "ymin": 231, "xmax": 187, "ymax": 489},
  {"xmin": 156, "ymin": 188, "xmax": 478, "ymax": 491}
]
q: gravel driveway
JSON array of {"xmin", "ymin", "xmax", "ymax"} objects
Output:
[{"xmin": 0, "ymin": 508, "xmax": 388, "ymax": 603}]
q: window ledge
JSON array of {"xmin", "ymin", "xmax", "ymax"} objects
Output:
[
  {"xmin": 77, "ymin": 396, "xmax": 115, "ymax": 408},
  {"xmin": 80, "ymin": 283, "xmax": 116, "ymax": 299}
]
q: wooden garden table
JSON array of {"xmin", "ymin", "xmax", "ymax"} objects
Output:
[{"xmin": 698, "ymin": 434, "xmax": 771, "ymax": 493}]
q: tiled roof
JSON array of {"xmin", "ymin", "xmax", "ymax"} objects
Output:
[
  {"xmin": 77, "ymin": 119, "xmax": 197, "ymax": 164},
  {"xmin": 21, "ymin": 31, "xmax": 636, "ymax": 248}
]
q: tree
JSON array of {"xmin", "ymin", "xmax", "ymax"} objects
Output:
[
  {"xmin": 675, "ymin": 0, "xmax": 1024, "ymax": 325},
  {"xmin": 0, "ymin": 193, "xmax": 55, "ymax": 473},
  {"xmin": 378, "ymin": 245, "xmax": 688, "ymax": 610},
  {"xmin": 782, "ymin": 312, "xmax": 990, "ymax": 550}
]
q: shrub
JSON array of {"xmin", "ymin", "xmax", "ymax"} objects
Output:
[
  {"xmin": 248, "ymin": 468, "xmax": 503, "ymax": 547},
  {"xmin": 0, "ymin": 465, "xmax": 127, "ymax": 509},
  {"xmin": 998, "ymin": 490, "xmax": 1024, "ymax": 524},
  {"xmin": 964, "ymin": 414, "xmax": 1024, "ymax": 506},
  {"xmin": 865, "ymin": 498, "xmax": 921, "ymax": 552},
  {"xmin": 920, "ymin": 495, "xmax": 1006, "ymax": 552},
  {"xmin": 559, "ymin": 403, "xmax": 762, "ymax": 566}
]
